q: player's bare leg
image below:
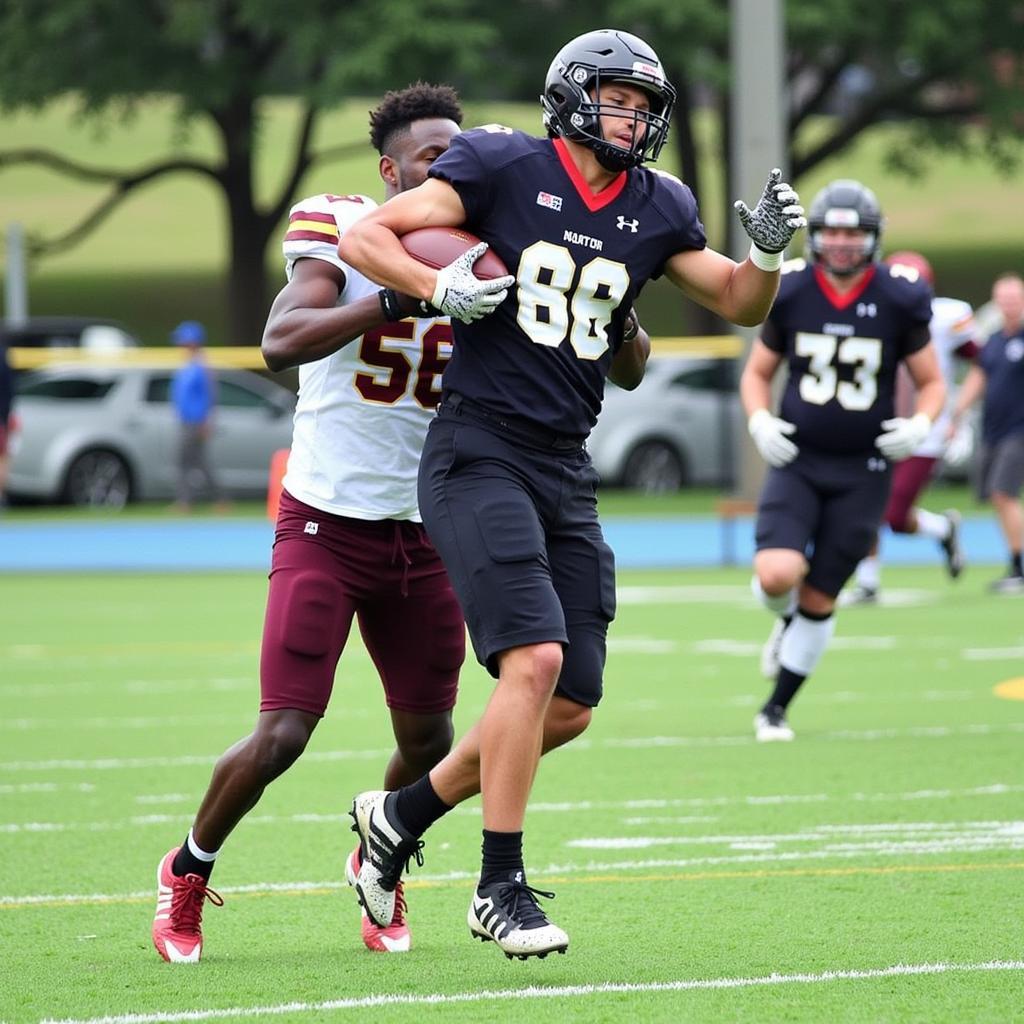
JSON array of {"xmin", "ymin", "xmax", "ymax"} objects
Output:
[
  {"xmin": 346, "ymin": 708, "xmax": 454, "ymax": 953},
  {"xmin": 753, "ymin": 552, "xmax": 834, "ymax": 742},
  {"xmin": 990, "ymin": 491, "xmax": 1024, "ymax": 592},
  {"xmin": 153, "ymin": 708, "xmax": 318, "ymax": 962}
]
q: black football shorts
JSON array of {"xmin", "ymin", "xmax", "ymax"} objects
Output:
[
  {"xmin": 418, "ymin": 401, "xmax": 616, "ymax": 707},
  {"xmin": 755, "ymin": 447, "xmax": 893, "ymax": 597}
]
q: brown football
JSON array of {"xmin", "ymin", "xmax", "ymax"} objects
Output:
[{"xmin": 399, "ymin": 226, "xmax": 509, "ymax": 280}]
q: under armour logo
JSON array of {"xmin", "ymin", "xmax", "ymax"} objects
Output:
[
  {"xmin": 304, "ymin": 521, "xmax": 319, "ymax": 535},
  {"xmin": 867, "ymin": 457, "xmax": 887, "ymax": 472},
  {"xmin": 514, "ymin": 870, "xmax": 523, "ymax": 883},
  {"xmin": 616, "ymin": 216, "xmax": 639, "ymax": 233}
]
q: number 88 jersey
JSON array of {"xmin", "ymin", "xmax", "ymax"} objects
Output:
[
  {"xmin": 762, "ymin": 259, "xmax": 933, "ymax": 456},
  {"xmin": 427, "ymin": 127, "xmax": 707, "ymax": 438}
]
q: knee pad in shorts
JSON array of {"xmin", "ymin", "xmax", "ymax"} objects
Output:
[{"xmin": 277, "ymin": 570, "xmax": 342, "ymax": 658}]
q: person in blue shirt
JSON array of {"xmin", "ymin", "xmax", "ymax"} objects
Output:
[
  {"xmin": 170, "ymin": 320, "xmax": 223, "ymax": 510},
  {"xmin": 949, "ymin": 272, "xmax": 1024, "ymax": 592}
]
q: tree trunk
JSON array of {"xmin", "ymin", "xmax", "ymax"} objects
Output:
[
  {"xmin": 670, "ymin": 68, "xmax": 722, "ymax": 337},
  {"xmin": 216, "ymin": 97, "xmax": 276, "ymax": 346}
]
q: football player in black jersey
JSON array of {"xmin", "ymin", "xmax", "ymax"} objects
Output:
[
  {"xmin": 740, "ymin": 179, "xmax": 946, "ymax": 743},
  {"xmin": 339, "ymin": 28, "xmax": 805, "ymax": 958}
]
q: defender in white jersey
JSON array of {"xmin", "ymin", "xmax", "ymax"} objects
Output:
[
  {"xmin": 152, "ymin": 85, "xmax": 467, "ymax": 963},
  {"xmin": 847, "ymin": 251, "xmax": 978, "ymax": 604}
]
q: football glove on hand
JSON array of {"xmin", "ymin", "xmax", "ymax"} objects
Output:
[
  {"xmin": 944, "ymin": 421, "xmax": 974, "ymax": 467},
  {"xmin": 748, "ymin": 408, "xmax": 799, "ymax": 467},
  {"xmin": 734, "ymin": 169, "xmax": 806, "ymax": 255},
  {"xmin": 875, "ymin": 413, "xmax": 931, "ymax": 461},
  {"xmin": 430, "ymin": 243, "xmax": 514, "ymax": 323}
]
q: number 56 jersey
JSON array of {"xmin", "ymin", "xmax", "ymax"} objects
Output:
[
  {"xmin": 761, "ymin": 260, "xmax": 933, "ymax": 456},
  {"xmin": 280, "ymin": 192, "xmax": 452, "ymax": 521}
]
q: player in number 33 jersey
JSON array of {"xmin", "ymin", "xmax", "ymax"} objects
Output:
[{"xmin": 741, "ymin": 179, "xmax": 946, "ymax": 745}]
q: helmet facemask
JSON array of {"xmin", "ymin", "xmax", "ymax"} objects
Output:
[{"xmin": 542, "ymin": 61, "xmax": 675, "ymax": 172}]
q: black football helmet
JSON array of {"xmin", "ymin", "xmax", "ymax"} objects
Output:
[
  {"xmin": 807, "ymin": 179, "xmax": 884, "ymax": 277},
  {"xmin": 541, "ymin": 29, "xmax": 676, "ymax": 172}
]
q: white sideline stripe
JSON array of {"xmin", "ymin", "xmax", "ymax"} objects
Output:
[
  {"xmin": 6, "ymin": 842, "xmax": 1024, "ymax": 907},
  {"xmin": 0, "ymin": 749, "xmax": 392, "ymax": 772},
  {"xmin": 963, "ymin": 646, "xmax": 1024, "ymax": 660},
  {"xmin": 7, "ymin": 722, "xmax": 1024, "ymax": 774},
  {"xmin": 695, "ymin": 636, "xmax": 897, "ymax": 656},
  {"xmin": 36, "ymin": 960, "xmax": 1024, "ymax": 1023}
]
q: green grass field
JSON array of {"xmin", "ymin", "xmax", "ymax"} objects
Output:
[{"xmin": 2, "ymin": 565, "xmax": 1023, "ymax": 1023}]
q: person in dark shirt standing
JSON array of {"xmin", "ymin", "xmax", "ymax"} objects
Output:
[
  {"xmin": 170, "ymin": 320, "xmax": 224, "ymax": 511},
  {"xmin": 741, "ymin": 179, "xmax": 945, "ymax": 743},
  {"xmin": 948, "ymin": 272, "xmax": 1024, "ymax": 592},
  {"xmin": 337, "ymin": 28, "xmax": 805, "ymax": 958}
]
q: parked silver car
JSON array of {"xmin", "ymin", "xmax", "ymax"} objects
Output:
[
  {"xmin": 588, "ymin": 355, "xmax": 743, "ymax": 492},
  {"xmin": 8, "ymin": 365, "xmax": 296, "ymax": 508}
]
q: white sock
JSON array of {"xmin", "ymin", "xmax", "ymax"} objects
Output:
[
  {"xmin": 751, "ymin": 575, "xmax": 796, "ymax": 616},
  {"xmin": 914, "ymin": 507, "xmax": 951, "ymax": 541},
  {"xmin": 779, "ymin": 611, "xmax": 836, "ymax": 676},
  {"xmin": 856, "ymin": 556, "xmax": 881, "ymax": 591},
  {"xmin": 187, "ymin": 828, "xmax": 220, "ymax": 862}
]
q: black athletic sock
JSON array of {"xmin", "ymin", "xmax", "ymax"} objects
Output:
[
  {"xmin": 1012, "ymin": 551, "xmax": 1023, "ymax": 577},
  {"xmin": 172, "ymin": 836, "xmax": 215, "ymax": 881},
  {"xmin": 480, "ymin": 829, "xmax": 524, "ymax": 887},
  {"xmin": 766, "ymin": 667, "xmax": 807, "ymax": 711},
  {"xmin": 391, "ymin": 774, "xmax": 451, "ymax": 838}
]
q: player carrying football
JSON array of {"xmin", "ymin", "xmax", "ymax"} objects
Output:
[
  {"xmin": 337, "ymin": 28, "xmax": 805, "ymax": 959},
  {"xmin": 742, "ymin": 180, "xmax": 946, "ymax": 743}
]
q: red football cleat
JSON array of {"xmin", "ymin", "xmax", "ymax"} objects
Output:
[
  {"xmin": 152, "ymin": 847, "xmax": 223, "ymax": 963},
  {"xmin": 346, "ymin": 845, "xmax": 411, "ymax": 953}
]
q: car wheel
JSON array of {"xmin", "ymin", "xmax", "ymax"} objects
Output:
[
  {"xmin": 621, "ymin": 440, "xmax": 686, "ymax": 493},
  {"xmin": 62, "ymin": 449, "xmax": 133, "ymax": 509}
]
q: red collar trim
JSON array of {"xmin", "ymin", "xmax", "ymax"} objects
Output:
[
  {"xmin": 813, "ymin": 264, "xmax": 876, "ymax": 309},
  {"xmin": 552, "ymin": 138, "xmax": 628, "ymax": 212}
]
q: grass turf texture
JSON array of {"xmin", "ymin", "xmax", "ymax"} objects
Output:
[{"xmin": 1, "ymin": 566, "xmax": 1023, "ymax": 1022}]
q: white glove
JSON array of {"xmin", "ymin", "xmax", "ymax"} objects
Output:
[
  {"xmin": 944, "ymin": 421, "xmax": 974, "ymax": 467},
  {"xmin": 748, "ymin": 408, "xmax": 799, "ymax": 467},
  {"xmin": 874, "ymin": 413, "xmax": 931, "ymax": 461},
  {"xmin": 430, "ymin": 242, "xmax": 515, "ymax": 324},
  {"xmin": 734, "ymin": 168, "xmax": 807, "ymax": 256}
]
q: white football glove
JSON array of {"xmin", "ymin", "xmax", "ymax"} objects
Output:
[
  {"xmin": 748, "ymin": 408, "xmax": 799, "ymax": 467},
  {"xmin": 430, "ymin": 242, "xmax": 514, "ymax": 324},
  {"xmin": 874, "ymin": 413, "xmax": 931, "ymax": 461},
  {"xmin": 944, "ymin": 421, "xmax": 974, "ymax": 467},
  {"xmin": 734, "ymin": 168, "xmax": 807, "ymax": 255}
]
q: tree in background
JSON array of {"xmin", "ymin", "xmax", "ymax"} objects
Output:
[
  {"xmin": 0, "ymin": 0, "xmax": 492, "ymax": 344},
  {"xmin": 1, "ymin": 0, "xmax": 1022, "ymax": 341}
]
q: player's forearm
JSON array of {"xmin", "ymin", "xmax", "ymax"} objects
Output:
[
  {"xmin": 606, "ymin": 326, "xmax": 650, "ymax": 390},
  {"xmin": 913, "ymin": 377, "xmax": 947, "ymax": 424},
  {"xmin": 721, "ymin": 259, "xmax": 781, "ymax": 327},
  {"xmin": 739, "ymin": 364, "xmax": 774, "ymax": 418},
  {"xmin": 950, "ymin": 366, "xmax": 986, "ymax": 422},
  {"xmin": 261, "ymin": 294, "xmax": 391, "ymax": 371},
  {"xmin": 338, "ymin": 222, "xmax": 438, "ymax": 301}
]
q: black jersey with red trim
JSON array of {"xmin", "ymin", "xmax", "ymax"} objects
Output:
[
  {"xmin": 427, "ymin": 127, "xmax": 706, "ymax": 437},
  {"xmin": 761, "ymin": 260, "xmax": 933, "ymax": 456}
]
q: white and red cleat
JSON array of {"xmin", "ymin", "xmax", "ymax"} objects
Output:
[
  {"xmin": 345, "ymin": 845, "xmax": 411, "ymax": 953},
  {"xmin": 152, "ymin": 847, "xmax": 223, "ymax": 963}
]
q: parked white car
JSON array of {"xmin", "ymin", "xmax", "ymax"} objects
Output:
[
  {"xmin": 588, "ymin": 355, "xmax": 743, "ymax": 492},
  {"xmin": 8, "ymin": 365, "xmax": 295, "ymax": 508}
]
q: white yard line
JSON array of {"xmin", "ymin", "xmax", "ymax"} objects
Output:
[
  {"xmin": 37, "ymin": 960, "xmax": 1024, "ymax": 1024},
  {"xmin": 6, "ymin": 843, "xmax": 1024, "ymax": 908}
]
